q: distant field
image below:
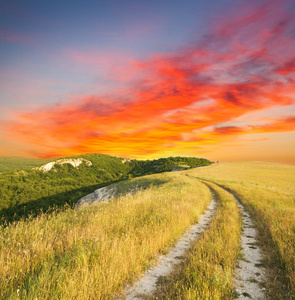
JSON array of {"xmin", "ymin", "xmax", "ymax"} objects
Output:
[
  {"xmin": 0, "ymin": 161, "xmax": 294, "ymax": 299},
  {"xmin": 0, "ymin": 157, "xmax": 53, "ymax": 172}
]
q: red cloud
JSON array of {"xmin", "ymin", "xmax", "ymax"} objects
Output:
[{"xmin": 276, "ymin": 59, "xmax": 295, "ymax": 74}]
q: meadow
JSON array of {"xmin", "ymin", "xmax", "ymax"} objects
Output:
[{"xmin": 0, "ymin": 160, "xmax": 294, "ymax": 299}]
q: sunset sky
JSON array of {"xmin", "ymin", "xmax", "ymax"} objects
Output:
[{"xmin": 1, "ymin": 0, "xmax": 295, "ymax": 163}]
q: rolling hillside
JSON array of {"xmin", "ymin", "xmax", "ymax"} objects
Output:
[{"xmin": 0, "ymin": 154, "xmax": 212, "ymax": 222}]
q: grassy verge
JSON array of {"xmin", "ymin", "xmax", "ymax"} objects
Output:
[
  {"xmin": 0, "ymin": 172, "xmax": 211, "ymax": 299},
  {"xmin": 155, "ymin": 181, "xmax": 241, "ymax": 299},
  {"xmin": 187, "ymin": 162, "xmax": 295, "ymax": 298}
]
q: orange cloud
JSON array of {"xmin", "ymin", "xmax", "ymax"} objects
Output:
[
  {"xmin": 2, "ymin": 0, "xmax": 295, "ymax": 160},
  {"xmin": 213, "ymin": 116, "xmax": 295, "ymax": 136}
]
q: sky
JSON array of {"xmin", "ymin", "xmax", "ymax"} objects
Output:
[{"xmin": 0, "ymin": 0, "xmax": 295, "ymax": 163}]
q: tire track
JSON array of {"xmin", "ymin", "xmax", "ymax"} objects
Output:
[
  {"xmin": 121, "ymin": 195, "xmax": 217, "ymax": 299},
  {"xmin": 234, "ymin": 199, "xmax": 266, "ymax": 299},
  {"xmin": 200, "ymin": 179, "xmax": 267, "ymax": 299}
]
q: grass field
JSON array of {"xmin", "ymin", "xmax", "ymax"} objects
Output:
[
  {"xmin": 0, "ymin": 157, "xmax": 53, "ymax": 172},
  {"xmin": 0, "ymin": 161, "xmax": 294, "ymax": 299}
]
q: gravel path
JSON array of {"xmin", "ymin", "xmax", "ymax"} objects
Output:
[{"xmin": 122, "ymin": 197, "xmax": 217, "ymax": 299}]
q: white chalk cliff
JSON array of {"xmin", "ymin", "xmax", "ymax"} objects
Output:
[{"xmin": 37, "ymin": 158, "xmax": 92, "ymax": 172}]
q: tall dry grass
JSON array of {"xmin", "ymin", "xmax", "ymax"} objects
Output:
[
  {"xmin": 188, "ymin": 162, "xmax": 295, "ymax": 297},
  {"xmin": 155, "ymin": 181, "xmax": 241, "ymax": 299},
  {"xmin": 0, "ymin": 172, "xmax": 211, "ymax": 299}
]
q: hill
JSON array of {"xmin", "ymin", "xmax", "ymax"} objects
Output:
[{"xmin": 0, "ymin": 153, "xmax": 212, "ymax": 222}]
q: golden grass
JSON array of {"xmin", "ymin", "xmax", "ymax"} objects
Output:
[
  {"xmin": 187, "ymin": 162, "xmax": 295, "ymax": 297},
  {"xmin": 0, "ymin": 172, "xmax": 211, "ymax": 299},
  {"xmin": 155, "ymin": 181, "xmax": 241, "ymax": 299}
]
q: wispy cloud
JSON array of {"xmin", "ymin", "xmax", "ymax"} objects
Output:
[{"xmin": 0, "ymin": 29, "xmax": 34, "ymax": 44}]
